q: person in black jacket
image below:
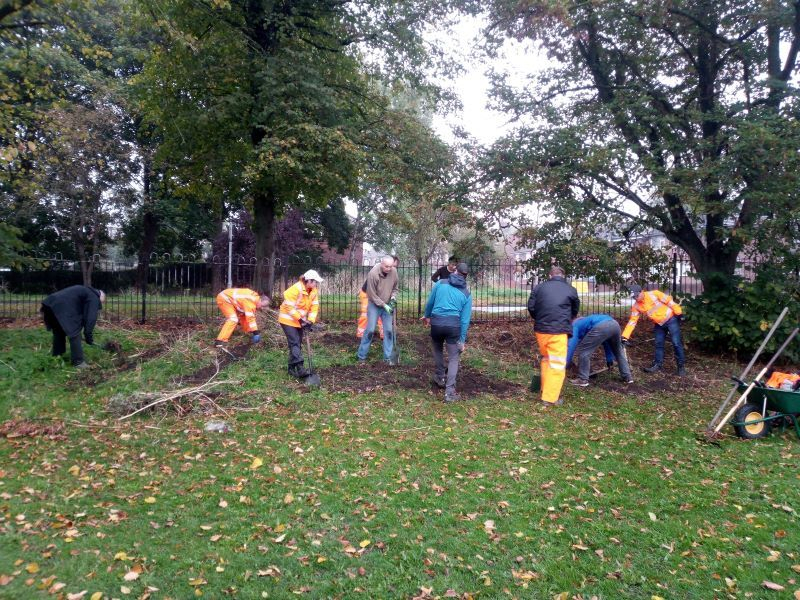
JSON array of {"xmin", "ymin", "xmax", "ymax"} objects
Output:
[
  {"xmin": 431, "ymin": 256, "xmax": 458, "ymax": 283},
  {"xmin": 41, "ymin": 285, "xmax": 105, "ymax": 368},
  {"xmin": 527, "ymin": 266, "xmax": 580, "ymax": 406}
]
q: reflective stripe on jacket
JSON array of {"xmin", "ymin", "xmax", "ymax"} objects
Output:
[
  {"xmin": 622, "ymin": 290, "xmax": 682, "ymax": 339},
  {"xmin": 217, "ymin": 288, "xmax": 260, "ymax": 331},
  {"xmin": 278, "ymin": 280, "xmax": 319, "ymax": 328}
]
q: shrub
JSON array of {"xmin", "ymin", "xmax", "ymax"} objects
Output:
[{"xmin": 684, "ymin": 272, "xmax": 800, "ymax": 363}]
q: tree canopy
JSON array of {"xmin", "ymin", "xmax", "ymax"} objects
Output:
[{"xmin": 481, "ymin": 0, "xmax": 800, "ymax": 280}]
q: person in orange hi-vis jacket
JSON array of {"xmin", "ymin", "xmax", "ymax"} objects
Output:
[
  {"xmin": 622, "ymin": 287, "xmax": 687, "ymax": 376},
  {"xmin": 356, "ymin": 279, "xmax": 384, "ymax": 340},
  {"xmin": 214, "ymin": 288, "xmax": 270, "ymax": 347},
  {"xmin": 279, "ymin": 270, "xmax": 323, "ymax": 378}
]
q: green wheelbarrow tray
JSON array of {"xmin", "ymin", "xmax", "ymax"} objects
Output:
[{"xmin": 731, "ymin": 383, "xmax": 800, "ymax": 440}]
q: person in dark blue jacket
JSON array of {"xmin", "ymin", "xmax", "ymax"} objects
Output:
[
  {"xmin": 567, "ymin": 314, "xmax": 633, "ymax": 386},
  {"xmin": 41, "ymin": 285, "xmax": 105, "ymax": 368},
  {"xmin": 422, "ymin": 262, "xmax": 472, "ymax": 403}
]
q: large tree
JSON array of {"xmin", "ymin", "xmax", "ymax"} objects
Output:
[
  {"xmin": 481, "ymin": 0, "xmax": 800, "ymax": 281},
  {"xmin": 136, "ymin": 0, "xmax": 470, "ymax": 290}
]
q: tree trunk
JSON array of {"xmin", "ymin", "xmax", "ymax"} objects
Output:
[
  {"xmin": 211, "ymin": 217, "xmax": 226, "ymax": 293},
  {"xmin": 252, "ymin": 187, "xmax": 278, "ymax": 292},
  {"xmin": 136, "ymin": 156, "xmax": 158, "ymax": 290}
]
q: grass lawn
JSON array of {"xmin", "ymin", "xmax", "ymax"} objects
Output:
[{"xmin": 0, "ymin": 320, "xmax": 798, "ymax": 599}]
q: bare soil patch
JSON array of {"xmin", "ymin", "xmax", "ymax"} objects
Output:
[{"xmin": 319, "ymin": 360, "xmax": 522, "ymax": 398}]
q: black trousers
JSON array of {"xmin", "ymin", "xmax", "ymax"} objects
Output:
[
  {"xmin": 42, "ymin": 305, "xmax": 84, "ymax": 365},
  {"xmin": 280, "ymin": 324, "xmax": 305, "ymax": 369}
]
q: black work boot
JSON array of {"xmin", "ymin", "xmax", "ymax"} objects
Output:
[
  {"xmin": 642, "ymin": 363, "xmax": 662, "ymax": 373},
  {"xmin": 676, "ymin": 365, "xmax": 687, "ymax": 377},
  {"xmin": 289, "ymin": 364, "xmax": 311, "ymax": 378}
]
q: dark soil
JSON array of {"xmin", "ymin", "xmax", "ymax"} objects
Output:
[
  {"xmin": 180, "ymin": 342, "xmax": 252, "ymax": 385},
  {"xmin": 319, "ymin": 361, "xmax": 522, "ymax": 398}
]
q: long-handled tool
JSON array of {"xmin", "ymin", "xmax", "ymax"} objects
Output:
[
  {"xmin": 709, "ymin": 327, "xmax": 799, "ymax": 438},
  {"xmin": 705, "ymin": 307, "xmax": 790, "ymax": 434},
  {"xmin": 301, "ymin": 332, "xmax": 321, "ymax": 387},
  {"xmin": 387, "ymin": 311, "xmax": 400, "ymax": 366}
]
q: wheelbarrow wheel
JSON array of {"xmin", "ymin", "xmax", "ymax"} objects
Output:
[{"xmin": 732, "ymin": 403, "xmax": 772, "ymax": 440}]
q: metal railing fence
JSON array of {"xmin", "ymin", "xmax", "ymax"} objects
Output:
[{"xmin": 0, "ymin": 252, "xmax": 762, "ymax": 324}]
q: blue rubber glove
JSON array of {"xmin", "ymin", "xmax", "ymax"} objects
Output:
[{"xmin": 251, "ymin": 333, "xmax": 261, "ymax": 344}]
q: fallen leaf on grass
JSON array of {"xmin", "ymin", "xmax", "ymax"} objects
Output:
[
  {"xmin": 123, "ymin": 571, "xmax": 139, "ymax": 581},
  {"xmin": 67, "ymin": 592, "xmax": 87, "ymax": 600},
  {"xmin": 257, "ymin": 566, "xmax": 280, "ymax": 578},
  {"xmin": 284, "ymin": 493, "xmax": 294, "ymax": 505},
  {"xmin": 250, "ymin": 457, "xmax": 263, "ymax": 470},
  {"xmin": 90, "ymin": 593, "xmax": 103, "ymax": 600},
  {"xmin": 25, "ymin": 563, "xmax": 39, "ymax": 574},
  {"xmin": 648, "ymin": 512, "xmax": 657, "ymax": 522},
  {"xmin": 120, "ymin": 586, "xmax": 131, "ymax": 595},
  {"xmin": 359, "ymin": 540, "xmax": 370, "ymax": 548},
  {"xmin": 188, "ymin": 578, "xmax": 207, "ymax": 586},
  {"xmin": 794, "ymin": 591, "xmax": 800, "ymax": 600},
  {"xmin": 114, "ymin": 551, "xmax": 131, "ymax": 561},
  {"xmin": 0, "ymin": 575, "xmax": 13, "ymax": 585},
  {"xmin": 218, "ymin": 499, "xmax": 228, "ymax": 508},
  {"xmin": 763, "ymin": 581, "xmax": 785, "ymax": 591},
  {"xmin": 483, "ymin": 520, "xmax": 495, "ymax": 534},
  {"xmin": 144, "ymin": 497, "xmax": 156, "ymax": 504}
]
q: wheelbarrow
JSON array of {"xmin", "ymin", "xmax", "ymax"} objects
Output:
[{"xmin": 730, "ymin": 378, "xmax": 800, "ymax": 440}]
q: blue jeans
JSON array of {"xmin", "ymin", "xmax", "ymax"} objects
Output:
[
  {"xmin": 357, "ymin": 300, "xmax": 394, "ymax": 360},
  {"xmin": 653, "ymin": 317, "xmax": 685, "ymax": 367}
]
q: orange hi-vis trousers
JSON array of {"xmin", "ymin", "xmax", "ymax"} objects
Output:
[
  {"xmin": 536, "ymin": 332, "xmax": 568, "ymax": 404},
  {"xmin": 216, "ymin": 296, "xmax": 253, "ymax": 342},
  {"xmin": 356, "ymin": 291, "xmax": 384, "ymax": 339}
]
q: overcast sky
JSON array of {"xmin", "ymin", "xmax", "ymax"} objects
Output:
[{"xmin": 431, "ymin": 15, "xmax": 547, "ymax": 146}]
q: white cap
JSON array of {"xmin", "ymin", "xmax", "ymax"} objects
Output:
[{"xmin": 303, "ymin": 269, "xmax": 324, "ymax": 282}]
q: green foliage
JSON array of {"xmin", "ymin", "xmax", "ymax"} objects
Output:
[
  {"xmin": 518, "ymin": 224, "xmax": 671, "ymax": 290},
  {"xmin": 481, "ymin": 0, "xmax": 800, "ymax": 280},
  {"xmin": 684, "ymin": 272, "xmax": 800, "ymax": 363}
]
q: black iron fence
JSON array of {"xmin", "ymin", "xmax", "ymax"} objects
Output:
[{"xmin": 0, "ymin": 252, "xmax": 756, "ymax": 324}]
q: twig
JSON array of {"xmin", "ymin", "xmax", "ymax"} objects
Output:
[
  {"xmin": 0, "ymin": 359, "xmax": 16, "ymax": 371},
  {"xmin": 118, "ymin": 377, "xmax": 239, "ymax": 421}
]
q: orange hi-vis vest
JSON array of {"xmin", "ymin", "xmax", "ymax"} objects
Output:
[
  {"xmin": 766, "ymin": 372, "xmax": 800, "ymax": 389},
  {"xmin": 279, "ymin": 280, "xmax": 319, "ymax": 328},
  {"xmin": 217, "ymin": 288, "xmax": 261, "ymax": 331},
  {"xmin": 622, "ymin": 290, "xmax": 683, "ymax": 339}
]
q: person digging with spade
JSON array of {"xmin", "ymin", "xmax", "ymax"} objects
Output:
[
  {"xmin": 214, "ymin": 288, "xmax": 270, "ymax": 349},
  {"xmin": 422, "ymin": 262, "xmax": 472, "ymax": 403},
  {"xmin": 278, "ymin": 270, "xmax": 322, "ymax": 378}
]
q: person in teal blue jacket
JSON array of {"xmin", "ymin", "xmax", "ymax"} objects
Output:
[
  {"xmin": 567, "ymin": 314, "xmax": 633, "ymax": 386},
  {"xmin": 422, "ymin": 262, "xmax": 472, "ymax": 403}
]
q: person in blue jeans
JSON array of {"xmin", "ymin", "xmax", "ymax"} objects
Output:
[
  {"xmin": 422, "ymin": 262, "xmax": 472, "ymax": 403},
  {"xmin": 357, "ymin": 256, "xmax": 398, "ymax": 362},
  {"xmin": 567, "ymin": 314, "xmax": 633, "ymax": 386},
  {"xmin": 651, "ymin": 316, "xmax": 686, "ymax": 374}
]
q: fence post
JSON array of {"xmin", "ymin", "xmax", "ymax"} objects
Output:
[{"xmin": 671, "ymin": 251, "xmax": 678, "ymax": 296}]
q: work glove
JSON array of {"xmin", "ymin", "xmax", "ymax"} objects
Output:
[
  {"xmin": 621, "ymin": 338, "xmax": 630, "ymax": 346},
  {"xmin": 299, "ymin": 318, "xmax": 312, "ymax": 331},
  {"xmin": 251, "ymin": 333, "xmax": 261, "ymax": 344},
  {"xmin": 384, "ymin": 298, "xmax": 397, "ymax": 315}
]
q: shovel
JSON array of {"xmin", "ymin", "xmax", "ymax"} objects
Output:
[
  {"xmin": 301, "ymin": 333, "xmax": 321, "ymax": 387},
  {"xmin": 387, "ymin": 312, "xmax": 400, "ymax": 366}
]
